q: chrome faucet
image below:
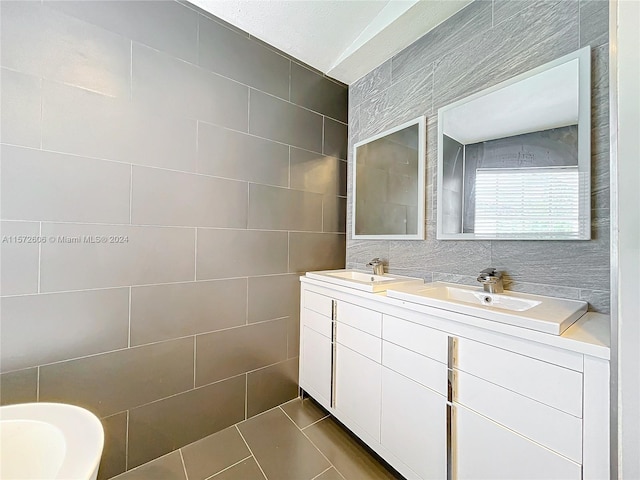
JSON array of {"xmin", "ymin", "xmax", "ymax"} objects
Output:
[
  {"xmin": 477, "ymin": 268, "xmax": 503, "ymax": 293},
  {"xmin": 367, "ymin": 258, "xmax": 385, "ymax": 276}
]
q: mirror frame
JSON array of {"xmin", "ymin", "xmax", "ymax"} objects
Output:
[
  {"xmin": 436, "ymin": 47, "xmax": 591, "ymax": 240},
  {"xmin": 352, "ymin": 116, "xmax": 426, "ymax": 240}
]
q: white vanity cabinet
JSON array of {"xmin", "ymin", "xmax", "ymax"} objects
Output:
[
  {"xmin": 299, "ymin": 290, "xmax": 334, "ymax": 406},
  {"xmin": 299, "ymin": 279, "xmax": 610, "ymax": 480}
]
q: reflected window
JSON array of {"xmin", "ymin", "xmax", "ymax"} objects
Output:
[{"xmin": 474, "ymin": 167, "xmax": 580, "ymax": 237}]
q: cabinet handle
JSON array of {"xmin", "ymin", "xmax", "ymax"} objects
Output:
[
  {"xmin": 447, "ymin": 336, "xmax": 458, "ymax": 480},
  {"xmin": 447, "ymin": 403, "xmax": 456, "ymax": 480},
  {"xmin": 330, "ymin": 319, "xmax": 337, "ymax": 408},
  {"xmin": 331, "ymin": 299, "xmax": 337, "ymax": 320}
]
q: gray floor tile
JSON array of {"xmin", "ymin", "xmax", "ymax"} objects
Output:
[
  {"xmin": 209, "ymin": 457, "xmax": 265, "ymax": 480},
  {"xmin": 111, "ymin": 451, "xmax": 186, "ymax": 480},
  {"xmin": 181, "ymin": 427, "xmax": 250, "ymax": 480},
  {"xmin": 281, "ymin": 397, "xmax": 328, "ymax": 429},
  {"xmin": 238, "ymin": 408, "xmax": 330, "ymax": 480},
  {"xmin": 313, "ymin": 467, "xmax": 346, "ymax": 480},
  {"xmin": 303, "ymin": 417, "xmax": 398, "ymax": 480}
]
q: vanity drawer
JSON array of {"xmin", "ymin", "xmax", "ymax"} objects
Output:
[
  {"xmin": 383, "ymin": 315, "xmax": 448, "ymax": 363},
  {"xmin": 383, "ymin": 341, "xmax": 447, "ymax": 396},
  {"xmin": 454, "ymin": 337, "xmax": 583, "ymax": 417},
  {"xmin": 455, "ymin": 369, "xmax": 582, "ymax": 463},
  {"xmin": 338, "ymin": 301, "xmax": 382, "ymax": 337},
  {"xmin": 338, "ymin": 323, "xmax": 381, "ymax": 363},
  {"xmin": 302, "ymin": 308, "xmax": 332, "ymax": 338},
  {"xmin": 304, "ymin": 290, "xmax": 333, "ymax": 318}
]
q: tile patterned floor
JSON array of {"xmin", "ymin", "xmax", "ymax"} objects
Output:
[{"xmin": 111, "ymin": 397, "xmax": 401, "ymax": 480}]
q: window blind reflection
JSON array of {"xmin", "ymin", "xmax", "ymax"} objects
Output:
[{"xmin": 474, "ymin": 167, "xmax": 580, "ymax": 236}]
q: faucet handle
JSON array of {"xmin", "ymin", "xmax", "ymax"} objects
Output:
[
  {"xmin": 479, "ymin": 267, "xmax": 498, "ymax": 276},
  {"xmin": 367, "ymin": 258, "xmax": 382, "ymax": 266}
]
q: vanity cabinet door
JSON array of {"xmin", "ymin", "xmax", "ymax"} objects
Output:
[
  {"xmin": 335, "ymin": 343, "xmax": 382, "ymax": 441},
  {"xmin": 381, "ymin": 367, "xmax": 446, "ymax": 480},
  {"xmin": 454, "ymin": 404, "xmax": 581, "ymax": 480},
  {"xmin": 300, "ymin": 325, "xmax": 332, "ymax": 408}
]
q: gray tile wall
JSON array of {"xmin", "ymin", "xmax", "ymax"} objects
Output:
[
  {"xmin": 0, "ymin": 1, "xmax": 347, "ymax": 478},
  {"xmin": 347, "ymin": 0, "xmax": 610, "ymax": 313}
]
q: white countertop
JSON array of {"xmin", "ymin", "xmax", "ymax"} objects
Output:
[{"xmin": 300, "ymin": 275, "xmax": 611, "ymax": 360}]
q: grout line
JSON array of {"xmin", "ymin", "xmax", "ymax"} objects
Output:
[
  {"xmin": 128, "ymin": 287, "xmax": 132, "ymax": 348},
  {"xmin": 287, "ymin": 232, "xmax": 290, "ymax": 273},
  {"xmin": 1, "ymin": 137, "xmax": 334, "ymax": 177},
  {"xmin": 194, "ymin": 228, "xmax": 198, "ymax": 281},
  {"xmin": 245, "ymin": 277, "xmax": 249, "ymax": 325},
  {"xmin": 293, "ymin": 415, "xmax": 338, "ymax": 475},
  {"xmin": 247, "ymin": 88, "xmax": 251, "ymax": 132},
  {"xmin": 36, "ymin": 367, "xmax": 40, "ymax": 401},
  {"xmin": 300, "ymin": 413, "xmax": 330, "ymax": 431},
  {"xmin": 129, "ymin": 41, "xmax": 133, "ymax": 101},
  {"xmin": 288, "ymin": 146, "xmax": 291, "ymax": 189},
  {"xmin": 311, "ymin": 466, "xmax": 333, "ymax": 480},
  {"xmin": 179, "ymin": 449, "xmax": 189, "ymax": 480},
  {"xmin": 129, "ymin": 164, "xmax": 133, "ymax": 224},
  {"xmin": 195, "ymin": 121, "xmax": 200, "ymax": 170},
  {"xmin": 235, "ymin": 426, "xmax": 269, "ymax": 480},
  {"xmin": 244, "ymin": 374, "xmax": 248, "ymax": 419},
  {"xmin": 37, "ymin": 221, "xmax": 42, "ymax": 293},
  {"xmin": 39, "ymin": 77, "xmax": 43, "ymax": 149},
  {"xmin": 125, "ymin": 410, "xmax": 130, "ymax": 471},
  {"xmin": 193, "ymin": 336, "xmax": 197, "ymax": 389},
  {"xmin": 202, "ymin": 455, "xmax": 253, "ymax": 480},
  {"xmin": 288, "ymin": 60, "xmax": 292, "ymax": 102}
]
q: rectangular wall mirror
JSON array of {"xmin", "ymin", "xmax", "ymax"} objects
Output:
[
  {"xmin": 353, "ymin": 117, "xmax": 426, "ymax": 240},
  {"xmin": 437, "ymin": 46, "xmax": 591, "ymax": 240}
]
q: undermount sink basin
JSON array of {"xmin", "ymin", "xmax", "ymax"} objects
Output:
[
  {"xmin": 305, "ymin": 269, "xmax": 423, "ymax": 293},
  {"xmin": 386, "ymin": 282, "xmax": 587, "ymax": 335}
]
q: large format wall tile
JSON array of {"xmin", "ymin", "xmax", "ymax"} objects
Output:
[
  {"xmin": 128, "ymin": 376, "xmax": 246, "ymax": 468},
  {"xmin": 580, "ymin": 0, "xmax": 609, "ymax": 48},
  {"xmin": 323, "ymin": 196, "xmax": 347, "ymax": 234},
  {"xmin": 248, "ymin": 274, "xmax": 300, "ymax": 323},
  {"xmin": 130, "ymin": 279, "xmax": 247, "ymax": 346},
  {"xmin": 289, "ymin": 233, "xmax": 346, "ymax": 273},
  {"xmin": 47, "ymin": 0, "xmax": 200, "ymax": 64},
  {"xmin": 0, "ymin": 1, "xmax": 130, "ymax": 98},
  {"xmin": 195, "ymin": 318, "xmax": 288, "ymax": 386},
  {"xmin": 0, "ymin": 368, "xmax": 37, "ymax": 406},
  {"xmin": 197, "ymin": 229, "xmax": 288, "ymax": 279},
  {"xmin": 42, "ymin": 81, "xmax": 197, "ymax": 172},
  {"xmin": 0, "ymin": 68, "xmax": 41, "ymax": 148},
  {"xmin": 198, "ymin": 17, "xmax": 290, "ymax": 100},
  {"xmin": 197, "ymin": 122, "xmax": 289, "ymax": 187},
  {"xmin": 0, "ymin": 221, "xmax": 40, "ymax": 296},
  {"xmin": 323, "ymin": 118, "xmax": 348, "ymax": 160},
  {"xmin": 391, "ymin": 0, "xmax": 492, "ymax": 82},
  {"xmin": 290, "ymin": 148, "xmax": 347, "ymax": 196},
  {"xmin": 1, "ymin": 145, "xmax": 131, "ymax": 224},
  {"xmin": 249, "ymin": 90, "xmax": 323, "ymax": 153},
  {"xmin": 350, "ymin": 60, "xmax": 391, "ymax": 109},
  {"xmin": 433, "ymin": 1, "xmax": 579, "ymax": 110},
  {"xmin": 132, "ymin": 43, "xmax": 248, "ymax": 130},
  {"xmin": 40, "ymin": 224, "xmax": 195, "ymax": 291},
  {"xmin": 290, "ymin": 62, "xmax": 348, "ymax": 122},
  {"xmin": 248, "ymin": 184, "xmax": 322, "ymax": 231},
  {"xmin": 246, "ymin": 358, "xmax": 298, "ymax": 417},
  {"xmin": 98, "ymin": 412, "xmax": 128, "ymax": 480},
  {"xmin": 131, "ymin": 166, "xmax": 247, "ymax": 228},
  {"xmin": 1, "ymin": 288, "xmax": 129, "ymax": 372},
  {"xmin": 39, "ymin": 337, "xmax": 194, "ymax": 417}
]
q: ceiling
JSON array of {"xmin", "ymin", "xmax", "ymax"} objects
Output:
[{"xmin": 189, "ymin": 0, "xmax": 473, "ymax": 84}]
